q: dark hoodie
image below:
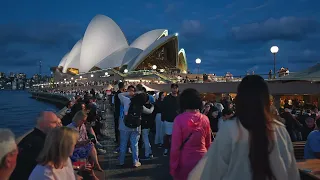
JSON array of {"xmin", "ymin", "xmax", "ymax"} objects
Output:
[
  {"xmin": 141, "ymin": 103, "xmax": 154, "ymax": 129},
  {"xmin": 162, "ymin": 94, "xmax": 179, "ymax": 122}
]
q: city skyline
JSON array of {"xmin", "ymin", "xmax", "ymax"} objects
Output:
[{"xmin": 0, "ymin": 0, "xmax": 319, "ymax": 76}]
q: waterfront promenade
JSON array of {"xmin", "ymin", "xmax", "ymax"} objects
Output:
[{"xmin": 94, "ymin": 105, "xmax": 172, "ymax": 180}]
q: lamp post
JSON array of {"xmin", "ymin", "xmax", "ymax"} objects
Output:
[
  {"xmin": 105, "ymin": 72, "xmax": 108, "ymax": 76},
  {"xmin": 90, "ymin": 74, "xmax": 94, "ymax": 78},
  {"xmin": 270, "ymin": 46, "xmax": 279, "ymax": 79},
  {"xmin": 124, "ymin": 69, "xmax": 128, "ymax": 73},
  {"xmin": 195, "ymin": 58, "xmax": 201, "ymax": 74}
]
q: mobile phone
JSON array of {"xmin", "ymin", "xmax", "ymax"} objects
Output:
[{"xmin": 302, "ymin": 169, "xmax": 312, "ymax": 173}]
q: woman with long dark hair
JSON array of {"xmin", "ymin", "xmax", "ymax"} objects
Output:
[{"xmin": 188, "ymin": 75, "xmax": 299, "ymax": 180}]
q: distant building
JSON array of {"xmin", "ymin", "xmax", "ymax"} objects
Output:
[
  {"xmin": 9, "ymin": 72, "xmax": 15, "ymax": 78},
  {"xmin": 17, "ymin": 73, "xmax": 26, "ymax": 79},
  {"xmin": 0, "ymin": 72, "xmax": 5, "ymax": 78}
]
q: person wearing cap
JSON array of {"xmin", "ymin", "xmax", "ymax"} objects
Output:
[
  {"xmin": 162, "ymin": 83, "xmax": 180, "ymax": 156},
  {"xmin": 0, "ymin": 129, "xmax": 18, "ymax": 180}
]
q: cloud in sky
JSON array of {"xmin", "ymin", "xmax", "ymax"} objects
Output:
[
  {"xmin": 0, "ymin": 0, "xmax": 319, "ymax": 76},
  {"xmin": 231, "ymin": 17, "xmax": 320, "ymax": 42}
]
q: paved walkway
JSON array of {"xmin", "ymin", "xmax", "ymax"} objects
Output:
[{"xmin": 97, "ymin": 106, "xmax": 172, "ymax": 180}]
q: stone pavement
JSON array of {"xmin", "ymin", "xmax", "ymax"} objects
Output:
[{"xmin": 97, "ymin": 106, "xmax": 172, "ymax": 180}]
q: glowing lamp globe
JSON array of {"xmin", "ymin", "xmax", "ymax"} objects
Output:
[
  {"xmin": 152, "ymin": 65, "xmax": 157, "ymax": 70},
  {"xmin": 124, "ymin": 69, "xmax": 128, "ymax": 73},
  {"xmin": 270, "ymin": 46, "xmax": 279, "ymax": 54},
  {"xmin": 195, "ymin": 58, "xmax": 201, "ymax": 64}
]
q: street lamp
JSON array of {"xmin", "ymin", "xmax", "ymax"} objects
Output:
[
  {"xmin": 160, "ymin": 69, "xmax": 165, "ymax": 73},
  {"xmin": 80, "ymin": 76, "xmax": 82, "ymax": 79},
  {"xmin": 195, "ymin": 58, "xmax": 201, "ymax": 74},
  {"xmin": 270, "ymin": 46, "xmax": 279, "ymax": 79},
  {"xmin": 152, "ymin": 65, "xmax": 157, "ymax": 70},
  {"xmin": 90, "ymin": 74, "xmax": 94, "ymax": 77},
  {"xmin": 105, "ymin": 72, "xmax": 108, "ymax": 76},
  {"xmin": 71, "ymin": 77, "xmax": 74, "ymax": 80},
  {"xmin": 124, "ymin": 69, "xmax": 128, "ymax": 73}
]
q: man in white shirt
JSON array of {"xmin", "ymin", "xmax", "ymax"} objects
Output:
[{"xmin": 117, "ymin": 85, "xmax": 154, "ymax": 167}]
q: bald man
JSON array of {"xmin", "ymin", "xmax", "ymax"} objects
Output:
[
  {"xmin": 10, "ymin": 111, "xmax": 61, "ymax": 180},
  {"xmin": 0, "ymin": 129, "xmax": 18, "ymax": 180}
]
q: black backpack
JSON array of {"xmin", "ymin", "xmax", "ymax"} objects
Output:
[{"xmin": 124, "ymin": 104, "xmax": 143, "ymax": 128}]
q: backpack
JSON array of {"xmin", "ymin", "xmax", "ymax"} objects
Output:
[{"xmin": 124, "ymin": 103, "xmax": 143, "ymax": 128}]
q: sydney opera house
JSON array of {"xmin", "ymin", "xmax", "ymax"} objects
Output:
[{"xmin": 53, "ymin": 14, "xmax": 188, "ymax": 79}]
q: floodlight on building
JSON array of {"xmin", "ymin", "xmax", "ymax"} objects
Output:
[{"xmin": 152, "ymin": 65, "xmax": 157, "ymax": 70}]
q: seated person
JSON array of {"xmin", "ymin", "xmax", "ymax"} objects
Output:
[
  {"xmin": 304, "ymin": 118, "xmax": 320, "ymax": 159},
  {"xmin": 61, "ymin": 101, "xmax": 74, "ymax": 126},
  {"xmin": 0, "ymin": 129, "xmax": 18, "ymax": 180},
  {"xmin": 10, "ymin": 112, "xmax": 61, "ymax": 180},
  {"xmin": 67, "ymin": 110, "xmax": 103, "ymax": 171},
  {"xmin": 29, "ymin": 127, "xmax": 81, "ymax": 179}
]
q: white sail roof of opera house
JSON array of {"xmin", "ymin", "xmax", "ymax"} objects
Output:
[
  {"xmin": 59, "ymin": 14, "xmax": 185, "ymax": 73},
  {"xmin": 94, "ymin": 29, "xmax": 169, "ymax": 70},
  {"xmin": 79, "ymin": 15, "xmax": 128, "ymax": 72},
  {"xmin": 58, "ymin": 52, "xmax": 69, "ymax": 67},
  {"xmin": 94, "ymin": 47, "xmax": 143, "ymax": 69},
  {"xmin": 130, "ymin": 29, "xmax": 168, "ymax": 50},
  {"xmin": 62, "ymin": 39, "xmax": 82, "ymax": 73},
  {"xmin": 127, "ymin": 34, "xmax": 178, "ymax": 71}
]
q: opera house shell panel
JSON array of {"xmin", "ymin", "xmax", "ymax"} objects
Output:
[{"xmin": 56, "ymin": 14, "xmax": 188, "ymax": 75}]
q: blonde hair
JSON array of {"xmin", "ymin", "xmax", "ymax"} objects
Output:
[
  {"xmin": 37, "ymin": 127, "xmax": 78, "ymax": 168},
  {"xmin": 72, "ymin": 110, "xmax": 88, "ymax": 124}
]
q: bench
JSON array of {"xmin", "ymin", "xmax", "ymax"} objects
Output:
[{"xmin": 293, "ymin": 141, "xmax": 306, "ymax": 160}]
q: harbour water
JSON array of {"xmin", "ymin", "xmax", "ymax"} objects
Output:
[{"xmin": 0, "ymin": 90, "xmax": 59, "ymax": 136}]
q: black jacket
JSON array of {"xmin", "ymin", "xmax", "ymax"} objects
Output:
[
  {"xmin": 114, "ymin": 90, "xmax": 121, "ymax": 119},
  {"xmin": 141, "ymin": 104, "xmax": 154, "ymax": 129},
  {"xmin": 162, "ymin": 94, "xmax": 179, "ymax": 122},
  {"xmin": 10, "ymin": 128, "xmax": 46, "ymax": 180},
  {"xmin": 154, "ymin": 100, "xmax": 164, "ymax": 114}
]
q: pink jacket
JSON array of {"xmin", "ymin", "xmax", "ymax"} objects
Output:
[{"xmin": 170, "ymin": 111, "xmax": 211, "ymax": 180}]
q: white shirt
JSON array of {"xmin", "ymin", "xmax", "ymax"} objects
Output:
[
  {"xmin": 189, "ymin": 119, "xmax": 300, "ymax": 180},
  {"xmin": 29, "ymin": 158, "xmax": 76, "ymax": 180}
]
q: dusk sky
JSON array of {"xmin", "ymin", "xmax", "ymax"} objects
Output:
[{"xmin": 0, "ymin": 0, "xmax": 319, "ymax": 77}]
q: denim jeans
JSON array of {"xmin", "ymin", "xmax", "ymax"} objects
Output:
[
  {"xmin": 142, "ymin": 129, "xmax": 152, "ymax": 157},
  {"xmin": 119, "ymin": 130, "xmax": 140, "ymax": 165}
]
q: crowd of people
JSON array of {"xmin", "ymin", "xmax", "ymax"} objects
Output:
[
  {"xmin": 0, "ymin": 89, "xmax": 109, "ymax": 180},
  {"xmin": 1, "ymin": 74, "xmax": 320, "ymax": 180}
]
